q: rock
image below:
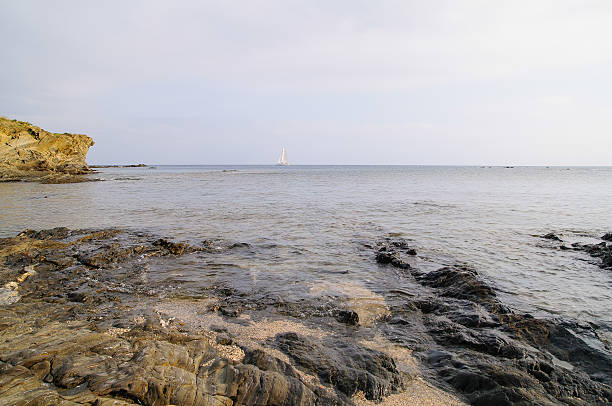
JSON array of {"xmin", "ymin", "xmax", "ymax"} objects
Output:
[
  {"xmin": 67, "ymin": 291, "xmax": 89, "ymax": 303},
  {"xmin": 374, "ymin": 232, "xmax": 612, "ymax": 406},
  {"xmin": 0, "ymin": 283, "xmax": 20, "ymax": 305},
  {"xmin": 572, "ymin": 241, "xmax": 612, "ymax": 269},
  {"xmin": 77, "ymin": 243, "xmax": 144, "ymax": 268},
  {"xmin": 229, "ymin": 242, "xmax": 251, "ymax": 249},
  {"xmin": 602, "ymin": 233, "xmax": 612, "ymax": 242},
  {"xmin": 390, "ymin": 239, "xmax": 418, "ymax": 255},
  {"xmin": 242, "ymin": 348, "xmax": 300, "ymax": 379},
  {"xmin": 19, "ymin": 227, "xmax": 71, "ymax": 240},
  {"xmin": 405, "ymin": 248, "xmax": 418, "ymax": 256},
  {"xmin": 152, "ymin": 238, "xmax": 191, "ymax": 255},
  {"xmin": 275, "ymin": 332, "xmax": 403, "ymax": 401},
  {"xmin": 541, "ymin": 233, "xmax": 562, "ymax": 242},
  {"xmin": 336, "ymin": 310, "xmax": 359, "ymax": 326},
  {"xmin": 0, "ymin": 303, "xmax": 328, "ymax": 406},
  {"xmin": 1, "ymin": 228, "xmax": 358, "ymax": 405},
  {"xmin": 414, "ymin": 265, "xmax": 498, "ymax": 308},
  {"xmin": 375, "ymin": 246, "xmax": 411, "ymax": 269},
  {"xmin": 0, "ymin": 117, "xmax": 94, "ymax": 182}
]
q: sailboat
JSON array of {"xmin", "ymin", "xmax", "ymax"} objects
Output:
[{"xmin": 277, "ymin": 147, "xmax": 289, "ymax": 166}]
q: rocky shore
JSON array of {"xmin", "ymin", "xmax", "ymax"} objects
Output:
[
  {"xmin": 0, "ymin": 117, "xmax": 94, "ymax": 183},
  {"xmin": 0, "ymin": 228, "xmax": 610, "ymax": 405}
]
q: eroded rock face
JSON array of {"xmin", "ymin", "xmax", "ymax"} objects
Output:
[
  {"xmin": 0, "ymin": 117, "xmax": 94, "ymax": 182},
  {"xmin": 0, "ymin": 304, "xmax": 327, "ymax": 406}
]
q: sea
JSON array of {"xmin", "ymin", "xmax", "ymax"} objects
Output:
[{"xmin": 1, "ymin": 165, "xmax": 611, "ymax": 333}]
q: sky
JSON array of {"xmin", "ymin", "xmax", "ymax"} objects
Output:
[{"xmin": 1, "ymin": 0, "xmax": 611, "ymax": 165}]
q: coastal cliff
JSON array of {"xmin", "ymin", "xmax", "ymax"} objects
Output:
[{"xmin": 0, "ymin": 117, "xmax": 94, "ymax": 182}]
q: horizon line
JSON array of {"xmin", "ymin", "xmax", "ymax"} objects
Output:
[{"xmin": 88, "ymin": 163, "xmax": 612, "ymax": 167}]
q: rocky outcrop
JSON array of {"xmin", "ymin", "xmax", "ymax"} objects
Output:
[
  {"xmin": 375, "ymin": 240, "xmax": 611, "ymax": 405},
  {"xmin": 0, "ymin": 303, "xmax": 329, "ymax": 406},
  {"xmin": 383, "ymin": 251, "xmax": 612, "ymax": 406},
  {"xmin": 0, "ymin": 117, "xmax": 94, "ymax": 182},
  {"xmin": 2, "ymin": 228, "xmax": 610, "ymax": 405},
  {"xmin": 0, "ymin": 228, "xmax": 378, "ymax": 405}
]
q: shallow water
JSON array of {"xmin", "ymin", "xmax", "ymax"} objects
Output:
[{"xmin": 1, "ymin": 165, "xmax": 611, "ymax": 329}]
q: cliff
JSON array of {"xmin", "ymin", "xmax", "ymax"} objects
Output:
[{"xmin": 0, "ymin": 117, "xmax": 94, "ymax": 182}]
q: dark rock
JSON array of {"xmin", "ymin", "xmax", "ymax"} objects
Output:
[
  {"xmin": 243, "ymin": 348, "xmax": 300, "ymax": 379},
  {"xmin": 377, "ymin": 235, "xmax": 612, "ymax": 406},
  {"xmin": 18, "ymin": 227, "xmax": 71, "ymax": 240},
  {"xmin": 67, "ymin": 291, "xmax": 89, "ymax": 303},
  {"xmin": 375, "ymin": 249, "xmax": 397, "ymax": 264},
  {"xmin": 572, "ymin": 241, "xmax": 612, "ymax": 269},
  {"xmin": 229, "ymin": 242, "xmax": 251, "ymax": 249},
  {"xmin": 390, "ymin": 240, "xmax": 418, "ymax": 255},
  {"xmin": 415, "ymin": 265, "xmax": 498, "ymax": 307},
  {"xmin": 375, "ymin": 247, "xmax": 411, "ymax": 269},
  {"xmin": 541, "ymin": 233, "xmax": 562, "ymax": 242},
  {"xmin": 152, "ymin": 238, "xmax": 190, "ymax": 255},
  {"xmin": 602, "ymin": 233, "xmax": 612, "ymax": 242},
  {"xmin": 275, "ymin": 332, "xmax": 403, "ymax": 401},
  {"xmin": 336, "ymin": 310, "xmax": 359, "ymax": 326},
  {"xmin": 77, "ymin": 243, "xmax": 144, "ymax": 268}
]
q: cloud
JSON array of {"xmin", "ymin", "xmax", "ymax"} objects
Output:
[{"xmin": 0, "ymin": 0, "xmax": 611, "ymax": 164}]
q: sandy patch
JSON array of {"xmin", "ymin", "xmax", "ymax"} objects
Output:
[{"xmin": 353, "ymin": 378, "xmax": 467, "ymax": 406}]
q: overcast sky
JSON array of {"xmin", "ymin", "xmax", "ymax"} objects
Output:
[{"xmin": 1, "ymin": 1, "xmax": 611, "ymax": 165}]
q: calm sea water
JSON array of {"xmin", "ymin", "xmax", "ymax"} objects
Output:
[{"xmin": 1, "ymin": 165, "xmax": 611, "ymax": 330}]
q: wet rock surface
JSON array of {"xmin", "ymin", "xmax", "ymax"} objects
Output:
[
  {"xmin": 374, "ymin": 238, "xmax": 416, "ymax": 269},
  {"xmin": 275, "ymin": 332, "xmax": 403, "ymax": 401},
  {"xmin": 536, "ymin": 231, "xmax": 612, "ymax": 271},
  {"xmin": 1, "ymin": 228, "xmax": 610, "ymax": 405},
  {"xmin": 541, "ymin": 233, "xmax": 562, "ymax": 242},
  {"xmin": 376, "ymin": 237, "xmax": 612, "ymax": 405},
  {"xmin": 572, "ymin": 240, "xmax": 612, "ymax": 270},
  {"xmin": 538, "ymin": 230, "xmax": 612, "ymax": 270}
]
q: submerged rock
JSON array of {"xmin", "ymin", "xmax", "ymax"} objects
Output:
[
  {"xmin": 572, "ymin": 241, "xmax": 612, "ymax": 269},
  {"xmin": 541, "ymin": 233, "xmax": 562, "ymax": 241},
  {"xmin": 375, "ymin": 244, "xmax": 412, "ymax": 269}
]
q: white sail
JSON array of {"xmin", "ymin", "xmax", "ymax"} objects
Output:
[{"xmin": 277, "ymin": 147, "xmax": 289, "ymax": 165}]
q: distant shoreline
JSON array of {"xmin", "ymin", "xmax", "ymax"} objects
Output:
[{"xmin": 89, "ymin": 163, "xmax": 147, "ymax": 168}]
